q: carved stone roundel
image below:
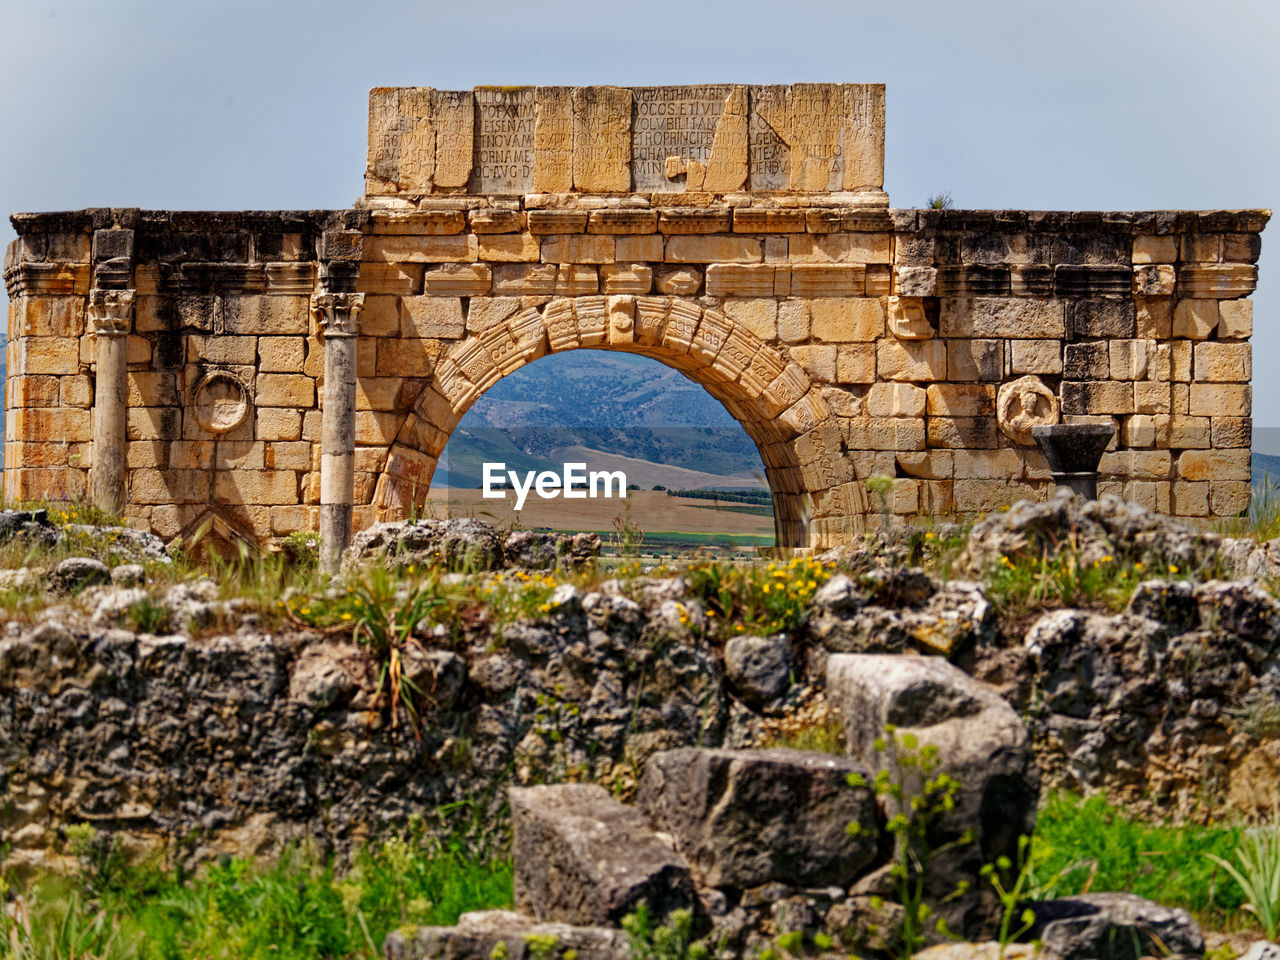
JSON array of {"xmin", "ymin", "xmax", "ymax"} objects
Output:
[
  {"xmin": 996, "ymin": 375, "xmax": 1060, "ymax": 445},
  {"xmin": 192, "ymin": 372, "xmax": 251, "ymax": 434}
]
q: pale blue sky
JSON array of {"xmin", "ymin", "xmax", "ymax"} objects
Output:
[{"xmin": 2, "ymin": 0, "xmax": 1275, "ymax": 425}]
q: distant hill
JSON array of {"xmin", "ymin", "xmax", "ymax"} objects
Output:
[
  {"xmin": 439, "ymin": 351, "xmax": 766, "ymax": 487},
  {"xmin": 1253, "ymin": 451, "xmax": 1280, "ymax": 487}
]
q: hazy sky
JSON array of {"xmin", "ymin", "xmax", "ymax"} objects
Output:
[{"xmin": 2, "ymin": 0, "xmax": 1275, "ymax": 422}]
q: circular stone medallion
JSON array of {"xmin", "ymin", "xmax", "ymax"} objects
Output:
[
  {"xmin": 996, "ymin": 375, "xmax": 1060, "ymax": 445},
  {"xmin": 192, "ymin": 372, "xmax": 251, "ymax": 434}
]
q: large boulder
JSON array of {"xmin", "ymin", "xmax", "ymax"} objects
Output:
[
  {"xmin": 510, "ymin": 784, "xmax": 695, "ymax": 926},
  {"xmin": 1028, "ymin": 892, "xmax": 1203, "ymax": 960},
  {"xmin": 723, "ymin": 635, "xmax": 791, "ymax": 707},
  {"xmin": 384, "ymin": 910, "xmax": 629, "ymax": 960},
  {"xmin": 826, "ymin": 654, "xmax": 1039, "ymax": 936},
  {"xmin": 637, "ymin": 747, "xmax": 879, "ymax": 889}
]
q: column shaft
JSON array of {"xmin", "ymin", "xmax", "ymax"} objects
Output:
[
  {"xmin": 313, "ymin": 292, "xmax": 364, "ymax": 573},
  {"xmin": 88, "ymin": 289, "xmax": 134, "ymax": 514}
]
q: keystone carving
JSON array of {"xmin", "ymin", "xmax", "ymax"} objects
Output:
[
  {"xmin": 311, "ymin": 292, "xmax": 366, "ymax": 338},
  {"xmin": 997, "ymin": 375, "xmax": 1060, "ymax": 445},
  {"xmin": 87, "ymin": 289, "xmax": 135, "ymax": 336}
]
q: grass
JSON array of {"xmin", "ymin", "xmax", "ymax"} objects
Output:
[
  {"xmin": 1030, "ymin": 792, "xmax": 1256, "ymax": 933},
  {"xmin": 0, "ymin": 825, "xmax": 512, "ymax": 960}
]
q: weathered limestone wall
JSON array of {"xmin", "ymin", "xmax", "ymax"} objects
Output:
[{"xmin": 0, "ymin": 85, "xmax": 1268, "ymax": 550}]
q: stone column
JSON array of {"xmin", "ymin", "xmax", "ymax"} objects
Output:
[
  {"xmin": 311, "ymin": 290, "xmax": 365, "ymax": 573},
  {"xmin": 88, "ymin": 288, "xmax": 135, "ymax": 514}
]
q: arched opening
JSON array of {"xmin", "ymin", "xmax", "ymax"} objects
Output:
[
  {"xmin": 438, "ymin": 349, "xmax": 773, "ymax": 552},
  {"xmin": 368, "ymin": 296, "xmax": 851, "ymax": 549}
]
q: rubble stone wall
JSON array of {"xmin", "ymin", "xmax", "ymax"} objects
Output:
[{"xmin": 1, "ymin": 85, "xmax": 1268, "ymax": 549}]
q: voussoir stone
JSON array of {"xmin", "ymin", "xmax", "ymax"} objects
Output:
[
  {"xmin": 510, "ymin": 783, "xmax": 695, "ymax": 926},
  {"xmin": 1029, "ymin": 892, "xmax": 1204, "ymax": 960},
  {"xmin": 637, "ymin": 747, "xmax": 879, "ymax": 889},
  {"xmin": 826, "ymin": 653, "xmax": 1038, "ymax": 935}
]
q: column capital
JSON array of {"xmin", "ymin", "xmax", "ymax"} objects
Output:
[
  {"xmin": 88, "ymin": 288, "xmax": 135, "ymax": 336},
  {"xmin": 311, "ymin": 291, "xmax": 365, "ymax": 338}
]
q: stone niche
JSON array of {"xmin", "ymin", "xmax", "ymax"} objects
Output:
[
  {"xmin": 1, "ymin": 84, "xmax": 1269, "ymax": 552},
  {"xmin": 365, "ymin": 84, "xmax": 887, "ymax": 200}
]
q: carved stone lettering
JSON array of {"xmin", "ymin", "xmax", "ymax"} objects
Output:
[
  {"xmin": 572, "ymin": 86, "xmax": 632, "ymax": 193},
  {"xmin": 473, "ymin": 88, "xmax": 537, "ymax": 195},
  {"xmin": 535, "ymin": 87, "xmax": 573, "ymax": 193},
  {"xmin": 631, "ymin": 85, "xmax": 731, "ymax": 192},
  {"xmin": 431, "ymin": 90, "xmax": 474, "ymax": 188}
]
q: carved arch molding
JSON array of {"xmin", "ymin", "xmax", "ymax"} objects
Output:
[{"xmin": 373, "ymin": 295, "xmax": 865, "ymax": 550}]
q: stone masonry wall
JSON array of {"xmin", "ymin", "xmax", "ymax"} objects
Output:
[{"xmin": 1, "ymin": 84, "xmax": 1268, "ymax": 550}]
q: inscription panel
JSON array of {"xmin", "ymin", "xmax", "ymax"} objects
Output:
[
  {"xmin": 472, "ymin": 88, "xmax": 536, "ymax": 195},
  {"xmin": 631, "ymin": 85, "xmax": 730, "ymax": 192}
]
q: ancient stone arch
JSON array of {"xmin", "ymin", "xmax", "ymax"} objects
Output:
[
  {"xmin": 2, "ymin": 84, "xmax": 1267, "ymax": 568},
  {"xmin": 376, "ymin": 295, "xmax": 851, "ymax": 549}
]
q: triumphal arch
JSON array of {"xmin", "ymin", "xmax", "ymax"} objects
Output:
[{"xmin": 3, "ymin": 84, "xmax": 1267, "ymax": 564}]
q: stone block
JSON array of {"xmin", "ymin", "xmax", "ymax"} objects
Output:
[
  {"xmin": 777, "ymin": 300, "xmax": 809, "ymax": 342},
  {"xmin": 886, "ymin": 296, "xmax": 934, "ymax": 339},
  {"xmin": 1211, "ymin": 417, "xmax": 1251, "ymax": 449},
  {"xmin": 1189, "ymin": 383, "xmax": 1250, "ymax": 417},
  {"xmin": 492, "ymin": 263, "xmax": 558, "ymax": 296},
  {"xmin": 466, "ymin": 298, "xmax": 522, "ymax": 333},
  {"xmin": 1193, "ymin": 342, "xmax": 1250, "ymax": 383},
  {"xmin": 788, "ymin": 233, "xmax": 892, "ymax": 264},
  {"xmin": 478, "ymin": 234, "xmax": 541, "ymax": 262},
  {"xmin": 1061, "ymin": 381, "xmax": 1133, "ymax": 416},
  {"xmin": 1164, "ymin": 415, "xmax": 1210, "ymax": 448},
  {"xmin": 257, "ymin": 336, "xmax": 306, "ymax": 373},
  {"xmin": 21, "ymin": 337, "xmax": 80, "ymax": 375},
  {"xmin": 895, "ymin": 265, "xmax": 938, "ymax": 297},
  {"xmin": 655, "ymin": 266, "xmax": 702, "ymax": 296},
  {"xmin": 867, "ymin": 382, "xmax": 927, "ymax": 417},
  {"xmin": 1122, "ymin": 414, "xmax": 1156, "ymax": 448},
  {"xmin": 384, "ymin": 912, "xmax": 629, "ymax": 960},
  {"xmin": 354, "ymin": 411, "xmax": 402, "ymax": 445},
  {"xmin": 952, "ymin": 448, "xmax": 1023, "ymax": 479},
  {"xmin": 1132, "ymin": 235, "xmax": 1178, "ymax": 264},
  {"xmin": 214, "ymin": 470, "xmax": 299, "ymax": 505},
  {"xmin": 827, "ymin": 654, "xmax": 1037, "ymax": 931},
  {"xmin": 363, "ymin": 234, "xmax": 476, "ymax": 263},
  {"xmin": 127, "ymin": 407, "xmax": 181, "ymax": 441},
  {"xmin": 1135, "ymin": 297, "xmax": 1172, "ymax": 339},
  {"xmin": 556, "ymin": 265, "xmax": 598, "ymax": 296},
  {"xmin": 510, "ymin": 783, "xmax": 694, "ymax": 926},
  {"xmin": 895, "ymin": 450, "xmax": 955, "ymax": 480},
  {"xmin": 940, "ymin": 297, "xmax": 1065, "ymax": 339},
  {"xmin": 541, "ymin": 235, "xmax": 615, "ymax": 264},
  {"xmin": 638, "ymin": 748, "xmax": 878, "ymax": 889},
  {"xmin": 255, "ymin": 373, "xmax": 315, "ymax": 408},
  {"xmin": 843, "ymin": 417, "xmax": 925, "ymax": 451},
  {"xmin": 877, "ymin": 339, "xmax": 946, "ymax": 381},
  {"xmin": 1172, "ymin": 299, "xmax": 1219, "ymax": 339},
  {"xmin": 704, "ymin": 264, "xmax": 775, "ymax": 297},
  {"xmin": 836, "ymin": 346, "xmax": 876, "ymax": 384},
  {"xmin": 1182, "ymin": 234, "xmax": 1222, "ymax": 262},
  {"xmin": 222, "ymin": 296, "xmax": 309, "ymax": 335},
  {"xmin": 722, "ymin": 298, "xmax": 776, "ymax": 340},
  {"xmin": 789, "ymin": 345, "xmax": 838, "ymax": 383},
  {"xmin": 615, "ymin": 235, "xmax": 663, "ymax": 262},
  {"xmin": 126, "ymin": 372, "xmax": 178, "ymax": 408},
  {"xmin": 1063, "ymin": 342, "xmax": 1108, "ymax": 380},
  {"xmin": 423, "ymin": 264, "xmax": 492, "ymax": 296},
  {"xmin": 789, "ymin": 264, "xmax": 867, "ymax": 297},
  {"xmin": 401, "ymin": 297, "xmax": 465, "ymax": 339},
  {"xmin": 1009, "ymin": 339, "xmax": 1062, "ymax": 375},
  {"xmin": 131, "ymin": 469, "xmax": 211, "ymax": 505},
  {"xmin": 1211, "ymin": 480, "xmax": 1251, "ymax": 516},
  {"xmin": 1172, "ymin": 481, "xmax": 1210, "ymax": 517},
  {"xmin": 1134, "ymin": 381, "xmax": 1171, "ymax": 415},
  {"xmin": 926, "ymin": 383, "xmax": 995, "ymax": 418},
  {"xmin": 665, "ymin": 235, "xmax": 762, "ymax": 264},
  {"xmin": 1178, "ymin": 263, "xmax": 1257, "ymax": 298},
  {"xmin": 528, "ymin": 211, "xmax": 588, "ymax": 235},
  {"xmin": 1218, "ymin": 299, "xmax": 1253, "ymax": 339},
  {"xmin": 733, "ymin": 208, "xmax": 806, "ymax": 233},
  {"xmin": 1066, "ymin": 299, "xmax": 1136, "ymax": 338},
  {"xmin": 21, "ymin": 296, "xmax": 85, "ymax": 338},
  {"xmin": 588, "ymin": 210, "xmax": 657, "ymax": 235},
  {"xmin": 946, "ymin": 340, "xmax": 1003, "ymax": 382},
  {"xmin": 1132, "ymin": 264, "xmax": 1175, "ymax": 297},
  {"xmin": 1108, "ymin": 339, "xmax": 1154, "ymax": 380},
  {"xmin": 265, "ymin": 441, "xmax": 313, "ymax": 472},
  {"xmin": 600, "ymin": 263, "xmax": 652, "ymax": 295},
  {"xmin": 257, "ymin": 408, "xmax": 302, "ymax": 442},
  {"xmin": 1178, "ymin": 449, "xmax": 1250, "ymax": 482},
  {"xmin": 810, "ymin": 298, "xmax": 883, "ymax": 342},
  {"xmin": 928, "ymin": 417, "xmax": 1000, "ymax": 449}
]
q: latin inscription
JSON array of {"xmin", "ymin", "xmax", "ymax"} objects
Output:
[
  {"xmin": 473, "ymin": 88, "xmax": 536, "ymax": 194},
  {"xmin": 631, "ymin": 85, "xmax": 730, "ymax": 192}
]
